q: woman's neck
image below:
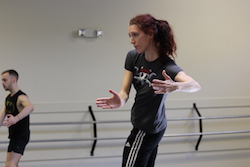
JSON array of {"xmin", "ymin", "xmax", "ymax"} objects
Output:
[{"xmin": 144, "ymin": 48, "xmax": 159, "ymax": 62}]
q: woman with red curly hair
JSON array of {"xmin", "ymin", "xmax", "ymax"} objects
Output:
[{"xmin": 96, "ymin": 14, "xmax": 201, "ymax": 167}]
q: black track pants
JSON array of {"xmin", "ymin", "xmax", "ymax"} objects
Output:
[{"xmin": 122, "ymin": 127, "xmax": 165, "ymax": 167}]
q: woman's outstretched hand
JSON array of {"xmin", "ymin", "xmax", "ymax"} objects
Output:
[
  {"xmin": 96, "ymin": 89, "xmax": 123, "ymax": 109},
  {"xmin": 151, "ymin": 70, "xmax": 178, "ymax": 94}
]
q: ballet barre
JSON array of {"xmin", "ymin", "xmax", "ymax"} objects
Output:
[{"xmin": 1, "ymin": 103, "xmax": 250, "ymax": 157}]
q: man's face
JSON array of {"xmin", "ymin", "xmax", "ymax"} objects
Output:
[{"xmin": 2, "ymin": 72, "xmax": 13, "ymax": 91}]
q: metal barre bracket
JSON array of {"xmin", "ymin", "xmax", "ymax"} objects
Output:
[
  {"xmin": 193, "ymin": 103, "xmax": 203, "ymax": 151},
  {"xmin": 88, "ymin": 106, "xmax": 97, "ymax": 156}
]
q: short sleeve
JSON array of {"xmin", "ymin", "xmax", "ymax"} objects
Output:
[
  {"xmin": 124, "ymin": 50, "xmax": 138, "ymax": 72},
  {"xmin": 164, "ymin": 60, "xmax": 183, "ymax": 81}
]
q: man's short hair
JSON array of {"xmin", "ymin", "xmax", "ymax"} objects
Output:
[{"xmin": 1, "ymin": 69, "xmax": 19, "ymax": 80}]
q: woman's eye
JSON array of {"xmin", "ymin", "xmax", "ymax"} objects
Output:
[
  {"xmin": 132, "ymin": 33, "xmax": 138, "ymax": 37},
  {"xmin": 128, "ymin": 33, "xmax": 139, "ymax": 38}
]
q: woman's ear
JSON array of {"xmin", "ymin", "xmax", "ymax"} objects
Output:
[{"xmin": 148, "ymin": 30, "xmax": 154, "ymax": 39}]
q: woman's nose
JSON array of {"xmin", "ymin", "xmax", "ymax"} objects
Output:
[{"xmin": 130, "ymin": 37, "xmax": 135, "ymax": 44}]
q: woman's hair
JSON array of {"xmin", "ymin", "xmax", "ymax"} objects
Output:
[{"xmin": 129, "ymin": 14, "xmax": 177, "ymax": 62}]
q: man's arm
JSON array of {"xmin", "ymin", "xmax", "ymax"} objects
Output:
[
  {"xmin": 0, "ymin": 106, "xmax": 6, "ymax": 127},
  {"xmin": 5, "ymin": 95, "xmax": 34, "ymax": 127},
  {"xmin": 16, "ymin": 95, "xmax": 34, "ymax": 121}
]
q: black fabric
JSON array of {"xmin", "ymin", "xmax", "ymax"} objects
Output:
[
  {"xmin": 5, "ymin": 90, "xmax": 30, "ymax": 140},
  {"xmin": 122, "ymin": 127, "xmax": 165, "ymax": 167},
  {"xmin": 7, "ymin": 138, "xmax": 29, "ymax": 155},
  {"xmin": 125, "ymin": 50, "xmax": 182, "ymax": 133}
]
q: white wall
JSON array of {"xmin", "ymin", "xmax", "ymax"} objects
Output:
[{"xmin": 0, "ymin": 0, "xmax": 250, "ymax": 166}]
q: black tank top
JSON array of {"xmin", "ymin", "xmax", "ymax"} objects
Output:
[{"xmin": 5, "ymin": 90, "xmax": 30, "ymax": 140}]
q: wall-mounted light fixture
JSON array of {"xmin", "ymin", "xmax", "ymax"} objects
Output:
[{"xmin": 78, "ymin": 29, "xmax": 102, "ymax": 38}]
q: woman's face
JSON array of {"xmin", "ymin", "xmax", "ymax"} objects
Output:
[{"xmin": 128, "ymin": 25, "xmax": 153, "ymax": 54}]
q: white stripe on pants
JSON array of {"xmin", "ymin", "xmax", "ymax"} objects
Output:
[{"xmin": 125, "ymin": 130, "xmax": 146, "ymax": 167}]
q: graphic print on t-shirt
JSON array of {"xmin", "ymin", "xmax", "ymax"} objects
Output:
[
  {"xmin": 134, "ymin": 66, "xmax": 156, "ymax": 87},
  {"xmin": 5, "ymin": 101, "xmax": 15, "ymax": 115}
]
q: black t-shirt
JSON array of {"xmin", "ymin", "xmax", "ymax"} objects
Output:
[
  {"xmin": 5, "ymin": 90, "xmax": 30, "ymax": 140},
  {"xmin": 125, "ymin": 50, "xmax": 183, "ymax": 133}
]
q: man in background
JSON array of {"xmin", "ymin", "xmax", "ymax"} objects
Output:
[{"xmin": 0, "ymin": 69, "xmax": 34, "ymax": 167}]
